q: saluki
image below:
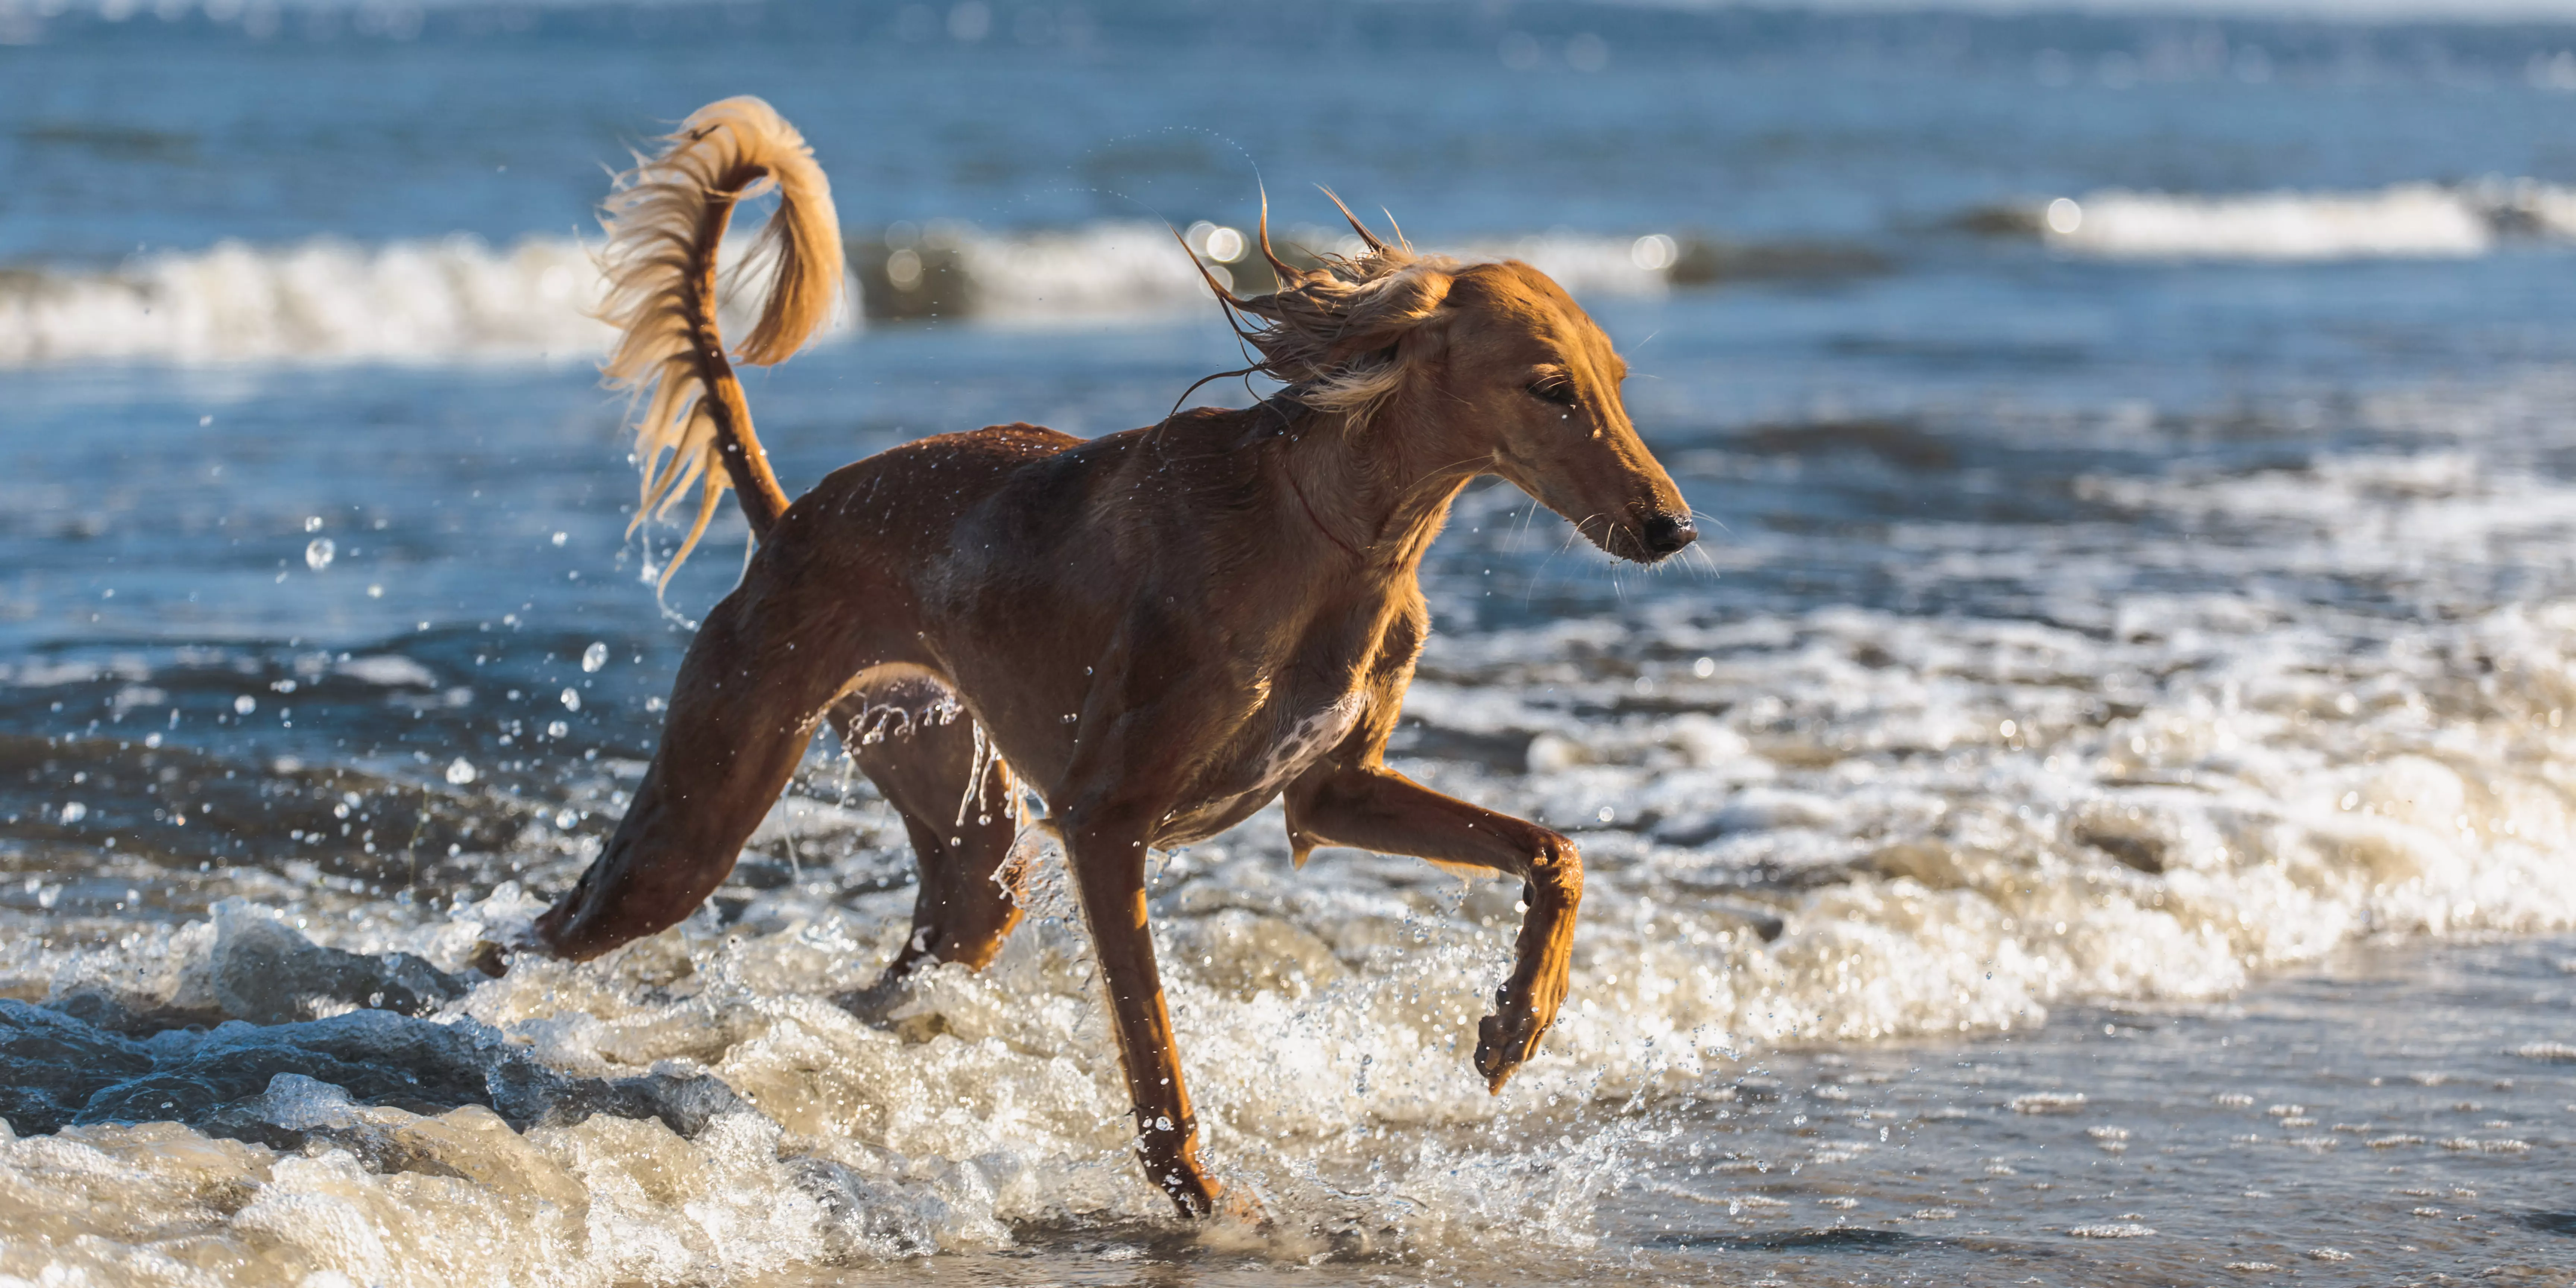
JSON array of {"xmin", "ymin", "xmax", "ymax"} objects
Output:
[{"xmin": 527, "ymin": 97, "xmax": 1696, "ymax": 1215}]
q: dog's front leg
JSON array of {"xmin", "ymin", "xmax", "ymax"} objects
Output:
[
  {"xmin": 1283, "ymin": 764, "xmax": 1582, "ymax": 1093},
  {"xmin": 1058, "ymin": 797, "xmax": 1221, "ymax": 1217}
]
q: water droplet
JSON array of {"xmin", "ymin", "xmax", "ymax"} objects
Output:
[
  {"xmin": 560, "ymin": 687, "xmax": 581, "ymax": 712},
  {"xmin": 233, "ymin": 695, "xmax": 256, "ymax": 715},
  {"xmin": 547, "ymin": 720, "xmax": 569, "ymax": 738},
  {"xmin": 304, "ymin": 516, "xmax": 323, "ymax": 533},
  {"xmin": 445, "ymin": 757, "xmax": 477, "ymax": 786},
  {"xmin": 59, "ymin": 802, "xmax": 86, "ymax": 824},
  {"xmin": 581, "ymin": 642, "xmax": 609, "ymax": 673},
  {"xmin": 551, "ymin": 531, "xmax": 568, "ymax": 547},
  {"xmin": 305, "ymin": 538, "xmax": 335, "ymax": 571}
]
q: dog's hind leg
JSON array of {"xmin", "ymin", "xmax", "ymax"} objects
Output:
[
  {"xmin": 534, "ymin": 551, "xmax": 889, "ymax": 962},
  {"xmin": 831, "ymin": 682, "xmax": 1027, "ymax": 983}
]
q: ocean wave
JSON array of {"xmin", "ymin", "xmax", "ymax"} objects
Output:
[
  {"xmin": 1991, "ymin": 179, "xmax": 2576, "ymax": 260},
  {"xmin": 7, "ymin": 180, "xmax": 2562, "ymax": 372},
  {"xmin": 0, "ymin": 223, "xmax": 1856, "ymax": 368},
  {"xmin": 859, "ymin": 220, "xmax": 1879, "ymax": 324},
  {"xmin": 0, "ymin": 235, "xmax": 623, "ymax": 367}
]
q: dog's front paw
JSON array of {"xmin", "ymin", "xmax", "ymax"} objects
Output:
[
  {"xmin": 1473, "ymin": 986, "xmax": 1560, "ymax": 1093},
  {"xmin": 1210, "ymin": 1180, "xmax": 1269, "ymax": 1227}
]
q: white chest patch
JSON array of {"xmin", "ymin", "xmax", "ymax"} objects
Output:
[{"xmin": 1251, "ymin": 692, "xmax": 1365, "ymax": 791}]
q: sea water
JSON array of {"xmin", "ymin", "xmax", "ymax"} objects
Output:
[{"xmin": 4, "ymin": 4, "xmax": 2576, "ymax": 1284}]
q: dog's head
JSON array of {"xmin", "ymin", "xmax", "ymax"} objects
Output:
[{"xmin": 1210, "ymin": 201, "xmax": 1695, "ymax": 564}]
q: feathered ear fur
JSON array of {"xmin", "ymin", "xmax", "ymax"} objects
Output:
[{"xmin": 1188, "ymin": 190, "xmax": 1455, "ymax": 430}]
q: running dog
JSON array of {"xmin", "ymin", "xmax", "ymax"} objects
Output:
[{"xmin": 529, "ymin": 97, "xmax": 1696, "ymax": 1215}]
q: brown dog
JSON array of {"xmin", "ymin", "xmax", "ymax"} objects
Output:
[{"xmin": 530, "ymin": 98, "xmax": 1695, "ymax": 1215}]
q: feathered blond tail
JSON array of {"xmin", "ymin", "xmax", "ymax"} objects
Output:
[{"xmin": 595, "ymin": 96, "xmax": 844, "ymax": 588}]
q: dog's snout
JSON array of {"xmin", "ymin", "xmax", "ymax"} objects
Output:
[{"xmin": 1640, "ymin": 512, "xmax": 1697, "ymax": 558}]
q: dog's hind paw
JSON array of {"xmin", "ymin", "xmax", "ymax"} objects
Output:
[{"xmin": 464, "ymin": 939, "xmax": 513, "ymax": 978}]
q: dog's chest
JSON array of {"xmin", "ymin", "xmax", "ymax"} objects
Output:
[
  {"xmin": 1159, "ymin": 690, "xmax": 1366, "ymax": 845},
  {"xmin": 1245, "ymin": 691, "xmax": 1366, "ymax": 791}
]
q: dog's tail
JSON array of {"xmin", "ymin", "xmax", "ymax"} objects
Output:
[{"xmin": 596, "ymin": 96, "xmax": 843, "ymax": 587}]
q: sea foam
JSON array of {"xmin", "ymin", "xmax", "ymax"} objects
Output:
[
  {"xmin": 10, "ymin": 573, "xmax": 2576, "ymax": 1279},
  {"xmin": 0, "ymin": 224, "xmax": 1723, "ymax": 369},
  {"xmin": 0, "ymin": 236, "xmax": 619, "ymax": 368},
  {"xmin": 2034, "ymin": 179, "xmax": 2576, "ymax": 260}
]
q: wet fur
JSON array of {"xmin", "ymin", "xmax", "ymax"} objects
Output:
[{"xmin": 530, "ymin": 98, "xmax": 1697, "ymax": 1217}]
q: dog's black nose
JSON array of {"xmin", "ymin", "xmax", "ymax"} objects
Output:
[{"xmin": 1640, "ymin": 512, "xmax": 1697, "ymax": 558}]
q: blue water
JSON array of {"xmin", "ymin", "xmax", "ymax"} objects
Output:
[
  {"xmin": 10, "ymin": 3, "xmax": 2576, "ymax": 259},
  {"xmin": 6, "ymin": 4, "xmax": 2576, "ymax": 1284}
]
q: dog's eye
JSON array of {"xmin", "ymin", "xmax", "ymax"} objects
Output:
[{"xmin": 1525, "ymin": 378, "xmax": 1578, "ymax": 407}]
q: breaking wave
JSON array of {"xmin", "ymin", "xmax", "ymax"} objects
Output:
[
  {"xmin": 0, "ymin": 223, "xmax": 1852, "ymax": 369},
  {"xmin": 16, "ymin": 177, "xmax": 2575, "ymax": 373},
  {"xmin": 1995, "ymin": 178, "xmax": 2576, "ymax": 260},
  {"xmin": 0, "ymin": 236, "xmax": 622, "ymax": 368}
]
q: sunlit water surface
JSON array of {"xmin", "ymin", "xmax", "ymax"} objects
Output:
[{"xmin": 7, "ymin": 4, "xmax": 2576, "ymax": 1284}]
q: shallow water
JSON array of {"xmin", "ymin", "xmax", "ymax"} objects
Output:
[
  {"xmin": 8, "ymin": 3, "xmax": 2576, "ymax": 1284},
  {"xmin": 748, "ymin": 933, "xmax": 2576, "ymax": 1286}
]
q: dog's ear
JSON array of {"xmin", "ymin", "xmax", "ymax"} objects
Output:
[
  {"xmin": 1392, "ymin": 300, "xmax": 1452, "ymax": 372},
  {"xmin": 1322, "ymin": 266, "xmax": 1452, "ymax": 367},
  {"xmin": 1285, "ymin": 266, "xmax": 1455, "ymax": 424}
]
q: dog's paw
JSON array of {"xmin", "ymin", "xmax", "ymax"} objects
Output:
[
  {"xmin": 464, "ymin": 939, "xmax": 514, "ymax": 978},
  {"xmin": 1155, "ymin": 1161, "xmax": 1223, "ymax": 1219},
  {"xmin": 1473, "ymin": 995, "xmax": 1556, "ymax": 1093},
  {"xmin": 1190, "ymin": 1183, "xmax": 1282, "ymax": 1251},
  {"xmin": 1211, "ymin": 1181, "xmax": 1268, "ymax": 1227}
]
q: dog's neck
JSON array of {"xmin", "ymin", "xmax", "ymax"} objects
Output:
[{"xmin": 1265, "ymin": 396, "xmax": 1477, "ymax": 579}]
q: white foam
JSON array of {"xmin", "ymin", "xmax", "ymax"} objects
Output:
[
  {"xmin": 2034, "ymin": 179, "xmax": 2576, "ymax": 261},
  {"xmin": 2043, "ymin": 183, "xmax": 2494, "ymax": 259},
  {"xmin": 7, "ymin": 587, "xmax": 2574, "ymax": 1284},
  {"xmin": 0, "ymin": 224, "xmax": 1688, "ymax": 366},
  {"xmin": 946, "ymin": 222, "xmax": 1679, "ymax": 322},
  {"xmin": 953, "ymin": 221, "xmax": 1227, "ymax": 322},
  {"xmin": 0, "ymin": 1099, "xmax": 860, "ymax": 1287},
  {"xmin": 16, "ymin": 537, "xmax": 2576, "ymax": 1274},
  {"xmin": 0, "ymin": 235, "xmax": 623, "ymax": 367}
]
